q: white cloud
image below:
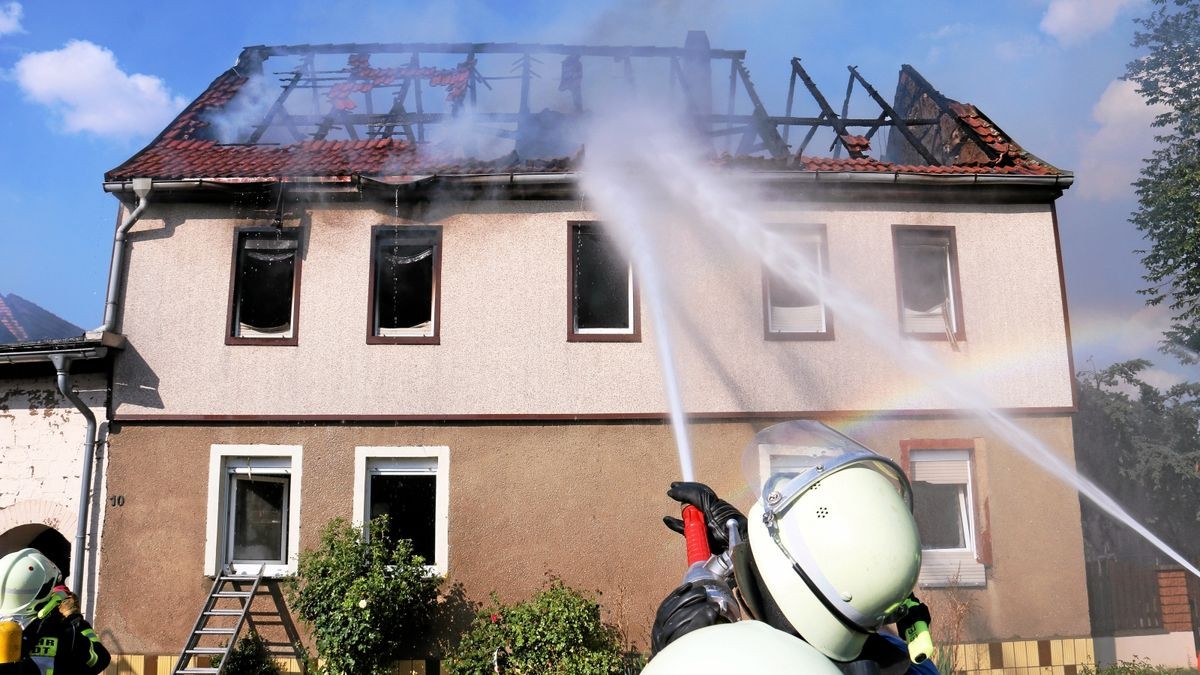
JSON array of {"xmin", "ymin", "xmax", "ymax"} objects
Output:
[
  {"xmin": 0, "ymin": 2, "xmax": 22, "ymax": 36},
  {"xmin": 1040, "ymin": 0, "xmax": 1141, "ymax": 45},
  {"xmin": 13, "ymin": 40, "xmax": 186, "ymax": 138},
  {"xmin": 1076, "ymin": 78, "xmax": 1166, "ymax": 200}
]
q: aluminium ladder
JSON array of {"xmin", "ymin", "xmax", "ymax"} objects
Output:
[{"xmin": 173, "ymin": 565, "xmax": 266, "ymax": 675}]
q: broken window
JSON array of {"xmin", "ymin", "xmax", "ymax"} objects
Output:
[
  {"xmin": 358, "ymin": 452, "xmax": 448, "ymax": 571},
  {"xmin": 908, "ymin": 447, "xmax": 985, "ymax": 587},
  {"xmin": 230, "ymin": 230, "xmax": 300, "ymax": 341},
  {"xmin": 371, "ymin": 227, "xmax": 440, "ymax": 342},
  {"xmin": 765, "ymin": 229, "xmax": 832, "ymax": 337},
  {"xmin": 570, "ymin": 223, "xmax": 637, "ymax": 339},
  {"xmin": 894, "ymin": 227, "xmax": 963, "ymax": 339}
]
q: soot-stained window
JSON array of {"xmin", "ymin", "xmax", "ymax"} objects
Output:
[
  {"xmin": 570, "ymin": 223, "xmax": 637, "ymax": 340},
  {"xmin": 894, "ymin": 227, "xmax": 963, "ymax": 340},
  {"xmin": 371, "ymin": 226, "xmax": 440, "ymax": 343},
  {"xmin": 231, "ymin": 230, "xmax": 300, "ymax": 342},
  {"xmin": 765, "ymin": 228, "xmax": 831, "ymax": 338},
  {"xmin": 369, "ymin": 473, "xmax": 437, "ymax": 561}
]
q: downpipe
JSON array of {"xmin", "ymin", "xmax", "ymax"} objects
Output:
[
  {"xmin": 96, "ymin": 177, "xmax": 153, "ymax": 334},
  {"xmin": 49, "ymin": 354, "xmax": 97, "ymax": 598}
]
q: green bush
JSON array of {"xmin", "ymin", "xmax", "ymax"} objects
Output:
[
  {"xmin": 445, "ymin": 579, "xmax": 626, "ymax": 675},
  {"xmin": 1080, "ymin": 658, "xmax": 1200, "ymax": 675},
  {"xmin": 287, "ymin": 517, "xmax": 443, "ymax": 674},
  {"xmin": 214, "ymin": 630, "xmax": 282, "ymax": 675}
]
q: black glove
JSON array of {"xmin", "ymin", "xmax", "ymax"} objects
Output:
[
  {"xmin": 651, "ymin": 582, "xmax": 726, "ymax": 655},
  {"xmin": 661, "ymin": 482, "xmax": 748, "ymax": 555}
]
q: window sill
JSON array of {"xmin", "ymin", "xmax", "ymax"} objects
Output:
[
  {"xmin": 568, "ymin": 332, "xmax": 641, "ymax": 343},
  {"xmin": 226, "ymin": 336, "xmax": 299, "ymax": 347},
  {"xmin": 902, "ymin": 332, "xmax": 966, "ymax": 342},
  {"xmin": 218, "ymin": 563, "xmax": 296, "ymax": 578},
  {"xmin": 765, "ymin": 330, "xmax": 836, "ymax": 341},
  {"xmin": 367, "ymin": 335, "xmax": 440, "ymax": 345}
]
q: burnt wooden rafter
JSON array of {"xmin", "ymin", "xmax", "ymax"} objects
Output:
[
  {"xmin": 227, "ymin": 39, "xmax": 948, "ymax": 166},
  {"xmin": 848, "ymin": 66, "xmax": 939, "ymax": 165}
]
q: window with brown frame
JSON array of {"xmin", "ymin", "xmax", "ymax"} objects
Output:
[
  {"xmin": 763, "ymin": 227, "xmax": 834, "ymax": 340},
  {"xmin": 892, "ymin": 226, "xmax": 965, "ymax": 341},
  {"xmin": 368, "ymin": 225, "xmax": 441, "ymax": 344},
  {"xmin": 227, "ymin": 228, "xmax": 301, "ymax": 345},
  {"xmin": 568, "ymin": 222, "xmax": 639, "ymax": 342}
]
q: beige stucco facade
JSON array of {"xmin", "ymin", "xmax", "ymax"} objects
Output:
[
  {"xmin": 94, "ymin": 185, "xmax": 1090, "ymax": 659},
  {"xmin": 98, "ymin": 415, "xmax": 1088, "ymax": 656},
  {"xmin": 111, "ymin": 198, "xmax": 1072, "ymax": 418}
]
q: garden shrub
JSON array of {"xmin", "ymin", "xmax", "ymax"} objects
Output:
[
  {"xmin": 445, "ymin": 579, "xmax": 626, "ymax": 675},
  {"xmin": 214, "ymin": 629, "xmax": 282, "ymax": 675},
  {"xmin": 287, "ymin": 516, "xmax": 443, "ymax": 674}
]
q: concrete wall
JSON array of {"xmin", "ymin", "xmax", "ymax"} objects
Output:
[
  {"xmin": 111, "ymin": 199, "xmax": 1072, "ymax": 417},
  {"xmin": 96, "ymin": 415, "xmax": 1089, "ymax": 655},
  {"xmin": 1094, "ymin": 633, "xmax": 1198, "ymax": 669},
  {"xmin": 0, "ymin": 372, "xmax": 109, "ymax": 614}
]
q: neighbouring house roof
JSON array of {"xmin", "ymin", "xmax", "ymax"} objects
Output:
[
  {"xmin": 106, "ymin": 42, "xmax": 1066, "ymax": 183},
  {"xmin": 0, "ymin": 294, "xmax": 83, "ymax": 345}
]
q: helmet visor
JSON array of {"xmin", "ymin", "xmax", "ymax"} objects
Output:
[{"xmin": 743, "ymin": 421, "xmax": 915, "ymax": 632}]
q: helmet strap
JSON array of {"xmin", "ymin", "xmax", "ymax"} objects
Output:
[{"xmin": 732, "ymin": 543, "xmax": 801, "ymax": 638}]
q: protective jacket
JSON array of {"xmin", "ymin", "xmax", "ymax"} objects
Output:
[{"xmin": 20, "ymin": 610, "xmax": 109, "ymax": 675}]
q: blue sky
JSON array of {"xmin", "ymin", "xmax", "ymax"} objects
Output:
[{"xmin": 0, "ymin": 0, "xmax": 1186, "ymax": 383}]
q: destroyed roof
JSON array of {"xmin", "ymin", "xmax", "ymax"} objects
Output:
[{"xmin": 106, "ymin": 39, "xmax": 1066, "ymax": 183}]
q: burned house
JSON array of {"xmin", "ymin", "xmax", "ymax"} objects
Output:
[{"xmin": 92, "ymin": 33, "xmax": 1101, "ymax": 672}]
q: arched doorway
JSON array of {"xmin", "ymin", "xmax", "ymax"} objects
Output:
[{"xmin": 0, "ymin": 524, "xmax": 71, "ymax": 580}]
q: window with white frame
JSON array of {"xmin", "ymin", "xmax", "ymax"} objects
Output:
[
  {"xmin": 569, "ymin": 222, "xmax": 638, "ymax": 341},
  {"xmin": 205, "ymin": 445, "xmax": 302, "ymax": 577},
  {"xmin": 909, "ymin": 448, "xmax": 985, "ymax": 587},
  {"xmin": 893, "ymin": 227, "xmax": 964, "ymax": 340},
  {"xmin": 353, "ymin": 447, "xmax": 449, "ymax": 574},
  {"xmin": 764, "ymin": 228, "xmax": 832, "ymax": 338}
]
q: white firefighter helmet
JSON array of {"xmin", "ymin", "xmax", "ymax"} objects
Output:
[
  {"xmin": 742, "ymin": 421, "xmax": 921, "ymax": 662},
  {"xmin": 0, "ymin": 548, "xmax": 60, "ymax": 619},
  {"xmin": 642, "ymin": 619, "xmax": 843, "ymax": 674}
]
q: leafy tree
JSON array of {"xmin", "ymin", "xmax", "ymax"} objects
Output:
[
  {"xmin": 1126, "ymin": 0, "xmax": 1200, "ymax": 362},
  {"xmin": 445, "ymin": 579, "xmax": 628, "ymax": 675},
  {"xmin": 287, "ymin": 517, "xmax": 443, "ymax": 674},
  {"xmin": 1074, "ymin": 360, "xmax": 1200, "ymax": 560}
]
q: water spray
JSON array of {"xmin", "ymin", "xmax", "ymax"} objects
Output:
[{"xmin": 583, "ymin": 105, "xmax": 1200, "ymax": 581}]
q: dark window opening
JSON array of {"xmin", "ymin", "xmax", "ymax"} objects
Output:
[
  {"xmin": 369, "ymin": 473, "xmax": 436, "ymax": 562},
  {"xmin": 233, "ymin": 232, "xmax": 298, "ymax": 338},
  {"xmin": 895, "ymin": 229, "xmax": 959, "ymax": 336},
  {"xmin": 912, "ymin": 481, "xmax": 967, "ymax": 550},
  {"xmin": 573, "ymin": 225, "xmax": 631, "ymax": 332},
  {"xmin": 230, "ymin": 476, "xmax": 288, "ymax": 563},
  {"xmin": 371, "ymin": 228, "xmax": 440, "ymax": 340}
]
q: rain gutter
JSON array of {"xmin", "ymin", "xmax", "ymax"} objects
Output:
[
  {"xmin": 46, "ymin": 353, "xmax": 99, "ymax": 596},
  {"xmin": 94, "ymin": 178, "xmax": 153, "ymax": 335},
  {"xmin": 105, "ymin": 170, "xmax": 1072, "ymax": 193}
]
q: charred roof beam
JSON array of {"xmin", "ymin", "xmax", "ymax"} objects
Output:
[
  {"xmin": 790, "ymin": 58, "xmax": 862, "ymax": 159},
  {"xmin": 847, "ymin": 66, "xmax": 939, "ymax": 166}
]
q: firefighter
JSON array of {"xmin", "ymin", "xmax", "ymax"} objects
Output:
[
  {"xmin": 647, "ymin": 421, "xmax": 938, "ymax": 675},
  {"xmin": 0, "ymin": 549, "xmax": 110, "ymax": 675}
]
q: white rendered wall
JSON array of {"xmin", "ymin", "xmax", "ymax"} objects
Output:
[
  {"xmin": 113, "ymin": 198, "xmax": 1073, "ymax": 417},
  {"xmin": 0, "ymin": 372, "xmax": 108, "ymax": 616}
]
